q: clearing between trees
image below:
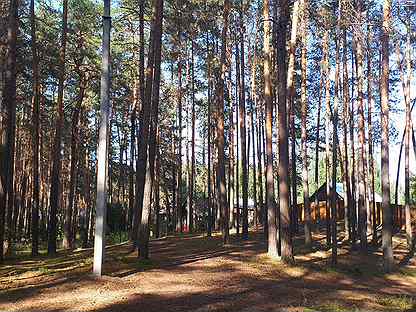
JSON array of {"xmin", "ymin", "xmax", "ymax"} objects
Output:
[{"xmin": 1, "ymin": 230, "xmax": 415, "ymax": 312}]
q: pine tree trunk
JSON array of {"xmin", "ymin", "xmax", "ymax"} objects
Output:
[
  {"xmin": 250, "ymin": 52, "xmax": 257, "ymax": 227},
  {"xmin": 277, "ymin": 0, "xmax": 293, "ymax": 263},
  {"xmin": 342, "ymin": 27, "xmax": 352, "ymax": 242},
  {"xmin": 64, "ymin": 77, "xmax": 85, "ymax": 250},
  {"xmin": 235, "ymin": 40, "xmax": 241, "ymax": 236},
  {"xmin": 207, "ymin": 36, "xmax": 212, "ymax": 237},
  {"xmin": 263, "ymin": 0, "xmax": 277, "ymax": 257},
  {"xmin": 138, "ymin": 0, "xmax": 164, "ymax": 259},
  {"xmin": 404, "ymin": 15, "xmax": 413, "ymax": 250},
  {"xmin": 217, "ymin": 0, "xmax": 230, "ymax": 245},
  {"xmin": 323, "ymin": 30, "xmax": 331, "ymax": 246},
  {"xmin": 239, "ymin": 5, "xmax": 248, "ymax": 240},
  {"xmin": 30, "ymin": 0, "xmax": 40, "ymax": 256},
  {"xmin": 314, "ymin": 62, "xmax": 324, "ymax": 223},
  {"xmin": 356, "ymin": 2, "xmax": 367, "ymax": 252},
  {"xmin": 331, "ymin": 11, "xmax": 340, "ymax": 266},
  {"xmin": 381, "ymin": 0, "xmax": 393, "ymax": 273},
  {"xmin": 287, "ymin": 0, "xmax": 300, "ymax": 235},
  {"xmin": 48, "ymin": 0, "xmax": 68, "ymax": 255},
  {"xmin": 367, "ymin": 25, "xmax": 377, "ymax": 245},
  {"xmin": 189, "ymin": 41, "xmax": 196, "ymax": 233},
  {"xmin": 300, "ymin": 0, "xmax": 311, "ymax": 247},
  {"xmin": 131, "ymin": 0, "xmax": 145, "ymax": 246}
]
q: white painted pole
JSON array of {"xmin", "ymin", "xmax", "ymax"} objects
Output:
[{"xmin": 93, "ymin": 0, "xmax": 111, "ymax": 277}]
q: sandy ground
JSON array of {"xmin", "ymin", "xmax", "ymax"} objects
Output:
[{"xmin": 1, "ymin": 229, "xmax": 415, "ymax": 312}]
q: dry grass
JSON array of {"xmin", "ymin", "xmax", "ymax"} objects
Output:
[{"xmin": 0, "ymin": 229, "xmax": 415, "ymax": 312}]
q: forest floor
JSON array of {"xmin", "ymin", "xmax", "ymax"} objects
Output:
[{"xmin": 1, "ymin": 227, "xmax": 416, "ymax": 312}]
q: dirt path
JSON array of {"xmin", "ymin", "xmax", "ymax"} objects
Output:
[{"xmin": 1, "ymin": 231, "xmax": 415, "ymax": 312}]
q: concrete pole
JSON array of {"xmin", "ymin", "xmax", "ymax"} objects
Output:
[{"xmin": 93, "ymin": 0, "xmax": 111, "ymax": 277}]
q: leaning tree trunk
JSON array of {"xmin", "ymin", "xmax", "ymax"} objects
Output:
[
  {"xmin": 287, "ymin": 0, "xmax": 300, "ymax": 235},
  {"xmin": 48, "ymin": 0, "xmax": 68, "ymax": 255}
]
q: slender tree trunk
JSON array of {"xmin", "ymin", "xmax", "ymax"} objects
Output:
[
  {"xmin": 300, "ymin": 0, "xmax": 311, "ymax": 247},
  {"xmin": 278, "ymin": 0, "xmax": 293, "ymax": 263},
  {"xmin": 263, "ymin": 0, "xmax": 277, "ymax": 257},
  {"xmin": 131, "ymin": 0, "xmax": 145, "ymax": 246},
  {"xmin": 176, "ymin": 42, "xmax": 183, "ymax": 233},
  {"xmin": 235, "ymin": 41, "xmax": 241, "ymax": 236},
  {"xmin": 381, "ymin": 0, "xmax": 393, "ymax": 273},
  {"xmin": 287, "ymin": 0, "xmax": 300, "ymax": 235},
  {"xmin": 30, "ymin": 0, "xmax": 40, "ymax": 256},
  {"xmin": 239, "ymin": 5, "xmax": 249, "ymax": 240},
  {"xmin": 314, "ymin": 60, "xmax": 324, "ymax": 223},
  {"xmin": 128, "ymin": 79, "xmax": 137, "ymax": 237},
  {"xmin": 217, "ymin": 0, "xmax": 230, "ymax": 245},
  {"xmin": 228, "ymin": 67, "xmax": 235, "ymax": 230},
  {"xmin": 404, "ymin": 14, "xmax": 413, "ymax": 250},
  {"xmin": 155, "ymin": 133, "xmax": 161, "ymax": 238},
  {"xmin": 367, "ymin": 25, "xmax": 376, "ymax": 245},
  {"xmin": 48, "ymin": 0, "xmax": 68, "ymax": 255},
  {"xmin": 331, "ymin": 10, "xmax": 340, "ymax": 266},
  {"xmin": 342, "ymin": 27, "xmax": 352, "ymax": 242},
  {"xmin": 349, "ymin": 43, "xmax": 357, "ymax": 245},
  {"xmin": 356, "ymin": 2, "xmax": 367, "ymax": 252},
  {"xmin": 189, "ymin": 41, "xmax": 196, "ymax": 233},
  {"xmin": 323, "ymin": 30, "xmax": 331, "ymax": 246},
  {"xmin": 64, "ymin": 78, "xmax": 85, "ymax": 250},
  {"xmin": 250, "ymin": 52, "xmax": 257, "ymax": 227},
  {"xmin": 207, "ymin": 36, "xmax": 212, "ymax": 237}
]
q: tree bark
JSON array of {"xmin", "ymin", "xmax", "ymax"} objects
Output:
[
  {"xmin": 381, "ymin": 0, "xmax": 393, "ymax": 273},
  {"xmin": 138, "ymin": 0, "xmax": 164, "ymax": 259},
  {"xmin": 300, "ymin": 0, "xmax": 311, "ymax": 247},
  {"xmin": 404, "ymin": 14, "xmax": 413, "ymax": 250},
  {"xmin": 263, "ymin": 0, "xmax": 278, "ymax": 257},
  {"xmin": 367, "ymin": 24, "xmax": 376, "ymax": 245},
  {"xmin": 239, "ymin": 4, "xmax": 248, "ymax": 240},
  {"xmin": 342, "ymin": 26, "xmax": 352, "ymax": 242},
  {"xmin": 287, "ymin": 0, "xmax": 300, "ymax": 235},
  {"xmin": 30, "ymin": 0, "xmax": 40, "ymax": 256},
  {"xmin": 331, "ymin": 9, "xmax": 340, "ymax": 266},
  {"xmin": 48, "ymin": 0, "xmax": 68, "ymax": 255},
  {"xmin": 277, "ymin": 0, "xmax": 293, "ymax": 263},
  {"xmin": 189, "ymin": 41, "xmax": 196, "ymax": 233},
  {"xmin": 356, "ymin": 1, "xmax": 367, "ymax": 252},
  {"xmin": 217, "ymin": 0, "xmax": 230, "ymax": 245},
  {"xmin": 131, "ymin": 0, "xmax": 145, "ymax": 246}
]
